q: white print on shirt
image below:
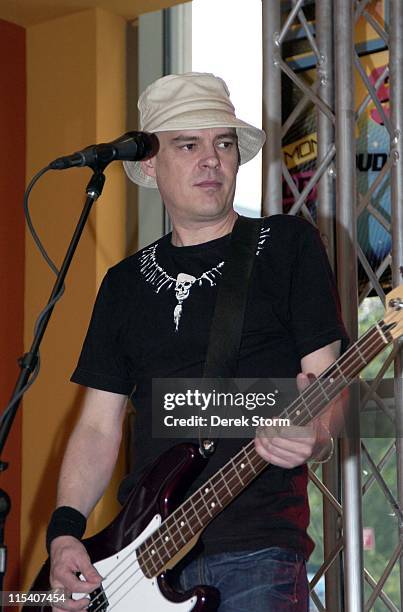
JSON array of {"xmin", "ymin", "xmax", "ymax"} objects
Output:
[
  {"xmin": 256, "ymin": 226, "xmax": 271, "ymax": 255},
  {"xmin": 174, "ymin": 273, "xmax": 195, "ymax": 331},
  {"xmin": 140, "ymin": 245, "xmax": 224, "ymax": 331},
  {"xmin": 139, "ymin": 226, "xmax": 271, "ymax": 331}
]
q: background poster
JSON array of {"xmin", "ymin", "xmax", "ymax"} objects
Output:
[{"xmin": 281, "ymin": 0, "xmax": 390, "ymax": 291}]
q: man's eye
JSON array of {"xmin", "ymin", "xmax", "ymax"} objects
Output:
[
  {"xmin": 217, "ymin": 141, "xmax": 233, "ymax": 149},
  {"xmin": 181, "ymin": 143, "xmax": 196, "ymax": 151}
]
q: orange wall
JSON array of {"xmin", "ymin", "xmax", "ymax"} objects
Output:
[
  {"xmin": 0, "ymin": 18, "xmax": 26, "ymax": 590},
  {"xmin": 3, "ymin": 0, "xmax": 185, "ymax": 591},
  {"xmin": 21, "ymin": 8, "xmax": 128, "ymax": 589}
]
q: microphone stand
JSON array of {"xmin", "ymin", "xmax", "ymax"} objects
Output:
[{"xmin": 0, "ymin": 169, "xmax": 106, "ymax": 602}]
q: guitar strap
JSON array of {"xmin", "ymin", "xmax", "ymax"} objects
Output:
[{"xmin": 200, "ymin": 215, "xmax": 264, "ymax": 457}]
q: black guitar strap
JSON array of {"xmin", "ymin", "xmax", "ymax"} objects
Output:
[{"xmin": 200, "ymin": 215, "xmax": 264, "ymax": 457}]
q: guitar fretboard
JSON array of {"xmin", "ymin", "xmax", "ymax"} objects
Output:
[{"xmin": 137, "ymin": 320, "xmax": 395, "ymax": 578}]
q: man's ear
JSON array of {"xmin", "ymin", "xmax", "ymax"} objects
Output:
[{"xmin": 141, "ymin": 157, "xmax": 157, "ymax": 179}]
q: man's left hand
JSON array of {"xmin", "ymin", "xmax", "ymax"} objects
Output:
[{"xmin": 254, "ymin": 372, "xmax": 332, "ymax": 469}]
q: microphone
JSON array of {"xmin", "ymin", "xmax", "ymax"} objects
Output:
[{"xmin": 49, "ymin": 131, "xmax": 159, "ymax": 170}]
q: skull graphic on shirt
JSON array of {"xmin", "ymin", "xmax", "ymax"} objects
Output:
[
  {"xmin": 173, "ymin": 273, "xmax": 196, "ymax": 331},
  {"xmin": 175, "ymin": 273, "xmax": 196, "ymax": 303}
]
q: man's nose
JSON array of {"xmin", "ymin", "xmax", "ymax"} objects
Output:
[{"xmin": 199, "ymin": 145, "xmax": 220, "ymax": 168}]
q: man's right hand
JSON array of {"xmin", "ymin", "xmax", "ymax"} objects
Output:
[{"xmin": 50, "ymin": 536, "xmax": 102, "ymax": 611}]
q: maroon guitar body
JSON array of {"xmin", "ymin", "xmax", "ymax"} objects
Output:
[{"xmin": 29, "ymin": 443, "xmax": 219, "ymax": 611}]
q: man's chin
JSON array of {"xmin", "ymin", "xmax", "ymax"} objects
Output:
[
  {"xmin": 192, "ymin": 203, "xmax": 235, "ymax": 223},
  {"xmin": 197, "ymin": 199, "xmax": 230, "ymax": 213},
  {"xmin": 169, "ymin": 197, "xmax": 235, "ymax": 224}
]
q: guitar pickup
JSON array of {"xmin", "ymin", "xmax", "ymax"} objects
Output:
[{"xmin": 87, "ymin": 586, "xmax": 109, "ymax": 612}]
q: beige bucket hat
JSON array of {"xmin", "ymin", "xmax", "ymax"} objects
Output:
[{"xmin": 123, "ymin": 72, "xmax": 266, "ymax": 189}]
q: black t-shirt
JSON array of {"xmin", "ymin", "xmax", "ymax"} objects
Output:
[{"xmin": 71, "ymin": 214, "xmax": 348, "ymax": 559}]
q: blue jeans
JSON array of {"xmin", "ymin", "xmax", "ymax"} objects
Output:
[{"xmin": 178, "ymin": 547, "xmax": 309, "ymax": 611}]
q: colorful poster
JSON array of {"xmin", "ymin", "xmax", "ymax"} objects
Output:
[{"xmin": 281, "ymin": 0, "xmax": 391, "ymax": 289}]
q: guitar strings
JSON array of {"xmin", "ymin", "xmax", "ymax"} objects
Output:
[
  {"xmin": 136, "ymin": 321, "xmax": 390, "ymax": 571},
  {"xmin": 89, "ymin": 318, "xmax": 394, "ymax": 610},
  {"xmin": 100, "ymin": 569, "xmax": 152, "ymax": 612},
  {"xmin": 100, "ymin": 322, "xmax": 389, "ymax": 606},
  {"xmin": 281, "ymin": 325, "xmax": 383, "ymax": 426},
  {"xmin": 97, "ymin": 356, "xmax": 376, "ymax": 609}
]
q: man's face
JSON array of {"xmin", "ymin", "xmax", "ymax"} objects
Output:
[{"xmin": 141, "ymin": 127, "xmax": 239, "ymax": 224}]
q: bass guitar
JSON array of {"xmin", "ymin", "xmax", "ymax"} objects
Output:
[{"xmin": 28, "ymin": 285, "xmax": 403, "ymax": 611}]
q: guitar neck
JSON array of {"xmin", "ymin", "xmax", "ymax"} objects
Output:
[{"xmin": 137, "ymin": 318, "xmax": 395, "ymax": 576}]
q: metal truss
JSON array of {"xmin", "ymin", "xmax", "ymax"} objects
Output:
[{"xmin": 262, "ymin": 1, "xmax": 403, "ymax": 609}]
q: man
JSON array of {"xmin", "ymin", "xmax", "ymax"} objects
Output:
[{"xmin": 48, "ymin": 73, "xmax": 348, "ymax": 611}]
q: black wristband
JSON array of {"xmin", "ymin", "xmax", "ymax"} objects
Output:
[{"xmin": 46, "ymin": 506, "xmax": 87, "ymax": 554}]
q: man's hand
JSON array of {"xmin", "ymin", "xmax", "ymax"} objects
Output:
[
  {"xmin": 50, "ymin": 536, "xmax": 102, "ymax": 611},
  {"xmin": 254, "ymin": 372, "xmax": 332, "ymax": 468}
]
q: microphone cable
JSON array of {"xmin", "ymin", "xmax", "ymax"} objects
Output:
[{"xmin": 1, "ymin": 164, "xmax": 66, "ymax": 425}]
